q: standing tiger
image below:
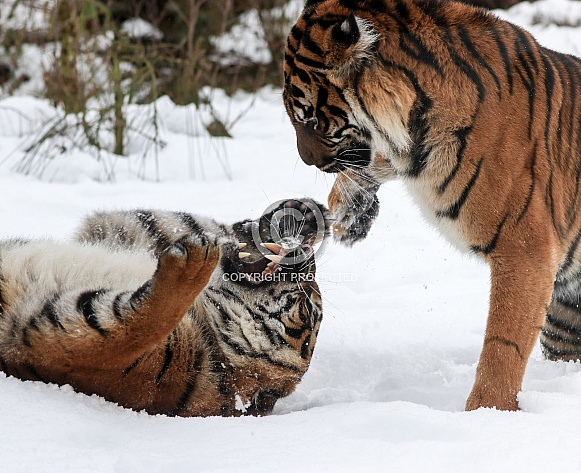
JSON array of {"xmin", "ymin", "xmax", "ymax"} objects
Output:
[
  {"xmin": 283, "ymin": 0, "xmax": 581, "ymax": 411},
  {"xmin": 0, "ymin": 199, "xmax": 326, "ymax": 416}
]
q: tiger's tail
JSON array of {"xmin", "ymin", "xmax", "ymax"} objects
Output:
[{"xmin": 541, "ymin": 277, "xmax": 581, "ymax": 361}]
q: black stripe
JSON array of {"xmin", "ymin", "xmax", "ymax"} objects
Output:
[
  {"xmin": 540, "ymin": 53, "xmax": 561, "ymax": 238},
  {"xmin": 301, "ymin": 337, "xmax": 312, "ymax": 359},
  {"xmin": 513, "ymin": 25, "xmax": 539, "ymax": 72},
  {"xmin": 545, "ymin": 171, "xmax": 558, "ymax": 236},
  {"xmin": 514, "ymin": 65, "xmax": 535, "ymax": 139},
  {"xmin": 285, "ymin": 326, "xmax": 306, "ymax": 339},
  {"xmin": 326, "ymin": 104, "xmax": 348, "ymax": 121},
  {"xmin": 40, "ymin": 297, "xmax": 64, "ymax": 330},
  {"xmin": 299, "ymin": 297, "xmax": 312, "ymax": 325},
  {"xmin": 295, "ymin": 53, "xmax": 329, "ymax": 70},
  {"xmin": 516, "ymin": 146, "xmax": 537, "ymax": 224},
  {"xmin": 168, "ymin": 349, "xmax": 204, "ymax": 416},
  {"xmin": 112, "ymin": 292, "xmax": 126, "ymax": 321},
  {"xmin": 219, "ymin": 331, "xmax": 248, "ymax": 356},
  {"xmin": 135, "ymin": 210, "xmax": 171, "ymax": 253},
  {"xmin": 557, "ymin": 56, "xmax": 580, "ymax": 181},
  {"xmin": 302, "ymin": 30, "xmax": 325, "ymax": 58},
  {"xmin": 540, "ymin": 343, "xmax": 581, "ymax": 359},
  {"xmin": 560, "ymin": 230, "xmax": 581, "ymax": 275},
  {"xmin": 0, "ymin": 272, "xmax": 5, "ymax": 317},
  {"xmin": 443, "ymin": 30, "xmax": 485, "ymax": 103},
  {"xmin": 253, "ymin": 353, "xmax": 303, "ymax": 372},
  {"xmin": 123, "ymin": 355, "xmax": 143, "ymax": 375},
  {"xmin": 77, "ymin": 290, "xmax": 108, "ymax": 336},
  {"xmin": 289, "ymin": 84, "xmax": 305, "ymax": 99},
  {"xmin": 290, "ymin": 25, "xmax": 303, "ymax": 42},
  {"xmin": 205, "ymin": 294, "xmax": 234, "ymax": 327},
  {"xmin": 208, "ymin": 286, "xmax": 292, "ymax": 327},
  {"xmin": 316, "ymin": 86, "xmax": 328, "ymax": 110},
  {"xmin": 212, "ymin": 364, "xmax": 232, "ymax": 399},
  {"xmin": 512, "ymin": 28, "xmax": 537, "ymax": 138},
  {"xmin": 437, "ymin": 158, "xmax": 483, "ymax": 220},
  {"xmin": 437, "ymin": 126, "xmax": 472, "ymax": 194},
  {"xmin": 156, "ymin": 339, "xmax": 174, "ymax": 385},
  {"xmin": 552, "ymin": 296, "xmax": 581, "ymax": 316},
  {"xmin": 541, "ymin": 53, "xmax": 555, "ymax": 150},
  {"xmin": 567, "ymin": 172, "xmax": 581, "ymax": 230},
  {"xmin": 294, "ymin": 66, "xmax": 312, "ymax": 85},
  {"xmin": 471, "ymin": 214, "xmax": 509, "ymax": 255},
  {"xmin": 484, "ymin": 336, "xmax": 522, "ymax": 358},
  {"xmin": 397, "ymin": 24, "xmax": 444, "ymax": 76},
  {"xmin": 130, "ymin": 280, "xmax": 152, "ymax": 309},
  {"xmin": 542, "ymin": 328, "xmax": 581, "ymax": 346},
  {"xmin": 29, "ymin": 316, "xmax": 41, "ymax": 332},
  {"xmin": 22, "ymin": 327, "xmax": 32, "ymax": 347},
  {"xmin": 547, "ymin": 302, "xmax": 581, "ymax": 327},
  {"xmin": 176, "ymin": 212, "xmax": 205, "ymax": 238},
  {"xmin": 457, "ymin": 26, "xmax": 501, "ymax": 98},
  {"xmin": 217, "ymin": 329, "xmax": 301, "ymax": 372},
  {"xmin": 378, "ymin": 59, "xmax": 432, "ymax": 177},
  {"xmin": 490, "ymin": 24, "xmax": 513, "ymax": 94},
  {"xmin": 407, "ymin": 94, "xmax": 433, "ymax": 178}
]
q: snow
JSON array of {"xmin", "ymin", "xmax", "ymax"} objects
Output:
[
  {"xmin": 1, "ymin": 1, "xmax": 581, "ymax": 471},
  {"xmin": 120, "ymin": 18, "xmax": 163, "ymax": 41}
]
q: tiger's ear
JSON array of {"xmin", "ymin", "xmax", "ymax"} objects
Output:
[
  {"xmin": 325, "ymin": 13, "xmax": 377, "ymax": 85},
  {"xmin": 332, "ymin": 13, "xmax": 360, "ymax": 46}
]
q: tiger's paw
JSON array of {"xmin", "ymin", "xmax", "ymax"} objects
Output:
[
  {"xmin": 159, "ymin": 234, "xmax": 221, "ymax": 284},
  {"xmin": 329, "ymin": 191, "xmax": 379, "ymax": 247},
  {"xmin": 130, "ymin": 235, "xmax": 221, "ymax": 312},
  {"xmin": 465, "ymin": 384, "xmax": 520, "ymax": 411}
]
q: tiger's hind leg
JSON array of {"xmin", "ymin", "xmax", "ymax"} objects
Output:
[{"xmin": 541, "ymin": 276, "xmax": 581, "ymax": 361}]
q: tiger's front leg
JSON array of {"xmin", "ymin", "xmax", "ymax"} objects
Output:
[
  {"xmin": 466, "ymin": 210, "xmax": 561, "ymax": 411},
  {"xmin": 111, "ymin": 234, "xmax": 223, "ymax": 364},
  {"xmin": 16, "ymin": 234, "xmax": 223, "ymax": 372}
]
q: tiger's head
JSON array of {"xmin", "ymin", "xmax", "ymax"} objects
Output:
[
  {"xmin": 283, "ymin": 0, "xmax": 390, "ymax": 174},
  {"xmin": 284, "ymin": 0, "xmax": 492, "ymax": 178}
]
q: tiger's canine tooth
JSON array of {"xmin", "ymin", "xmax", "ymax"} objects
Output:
[
  {"xmin": 264, "ymin": 254, "xmax": 283, "ymax": 263},
  {"xmin": 238, "ymin": 252, "xmax": 251, "ymax": 259},
  {"xmin": 260, "ymin": 242, "xmax": 282, "ymax": 253},
  {"xmin": 238, "ymin": 243, "xmax": 247, "ymax": 249}
]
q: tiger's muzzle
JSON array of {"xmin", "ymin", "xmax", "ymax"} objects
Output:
[{"xmin": 295, "ymin": 123, "xmax": 372, "ymax": 172}]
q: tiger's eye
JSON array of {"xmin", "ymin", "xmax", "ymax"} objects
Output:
[{"xmin": 306, "ymin": 117, "xmax": 318, "ymax": 131}]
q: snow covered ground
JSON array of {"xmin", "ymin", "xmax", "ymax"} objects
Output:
[{"xmin": 2, "ymin": 1, "xmax": 581, "ymax": 471}]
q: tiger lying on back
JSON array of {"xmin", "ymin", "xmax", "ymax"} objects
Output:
[
  {"xmin": 284, "ymin": 0, "xmax": 581, "ymax": 411},
  {"xmin": 0, "ymin": 199, "xmax": 326, "ymax": 417}
]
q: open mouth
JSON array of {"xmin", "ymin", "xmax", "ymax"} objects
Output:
[{"xmin": 236, "ymin": 241, "xmax": 314, "ymax": 285}]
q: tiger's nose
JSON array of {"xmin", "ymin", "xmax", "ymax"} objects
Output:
[
  {"xmin": 297, "ymin": 143, "xmax": 317, "ymax": 166},
  {"xmin": 296, "ymin": 126, "xmax": 325, "ymax": 167}
]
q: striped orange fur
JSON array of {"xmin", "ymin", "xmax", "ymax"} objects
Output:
[
  {"xmin": 284, "ymin": 0, "xmax": 581, "ymax": 410},
  {"xmin": 0, "ymin": 201, "xmax": 326, "ymax": 416}
]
